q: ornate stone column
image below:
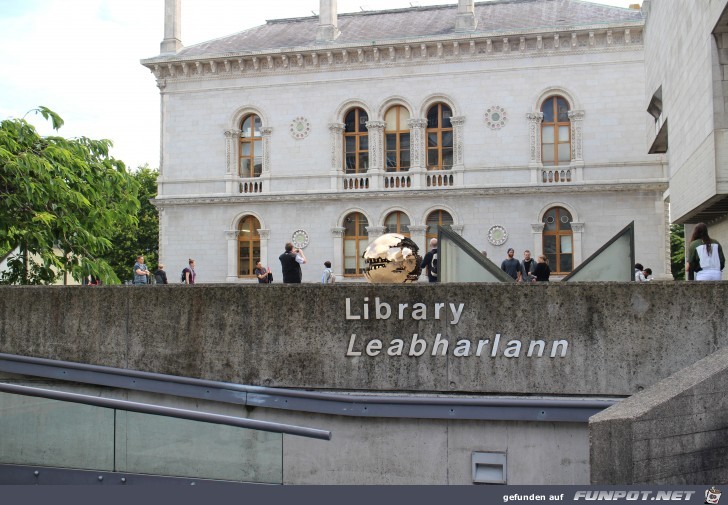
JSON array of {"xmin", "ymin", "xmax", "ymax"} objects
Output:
[
  {"xmin": 225, "ymin": 230, "xmax": 241, "ymax": 282},
  {"xmin": 407, "ymin": 118, "xmax": 428, "ymax": 170},
  {"xmin": 257, "ymin": 228, "xmax": 270, "ymax": 271},
  {"xmin": 450, "ymin": 116, "xmax": 466, "ymax": 169},
  {"xmin": 261, "ymin": 127, "xmax": 273, "ymax": 174},
  {"xmin": 331, "ymin": 227, "xmax": 345, "ymax": 280},
  {"xmin": 365, "ymin": 121, "xmax": 385, "ymax": 170},
  {"xmin": 329, "ymin": 123, "xmax": 345, "ymax": 190},
  {"xmin": 568, "ymin": 110, "xmax": 584, "ymax": 171},
  {"xmin": 408, "ymin": 225, "xmax": 428, "ymax": 258},
  {"xmin": 224, "ymin": 129, "xmax": 240, "ymax": 175},
  {"xmin": 157, "ymin": 205, "xmax": 167, "ymax": 267},
  {"xmin": 571, "ymin": 222, "xmax": 584, "ymax": 266},
  {"xmin": 531, "ymin": 222, "xmax": 544, "ymax": 257},
  {"xmin": 527, "ymin": 112, "xmax": 544, "ymax": 172}
]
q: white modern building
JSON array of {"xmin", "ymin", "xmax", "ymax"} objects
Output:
[
  {"xmin": 142, "ymin": 0, "xmax": 669, "ymax": 283},
  {"xmin": 644, "ymin": 0, "xmax": 728, "ymax": 265}
]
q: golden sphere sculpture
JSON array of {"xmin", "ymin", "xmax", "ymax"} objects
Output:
[{"xmin": 362, "ymin": 233, "xmax": 422, "ymax": 283}]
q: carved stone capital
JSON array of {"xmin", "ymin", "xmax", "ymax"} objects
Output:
[
  {"xmin": 365, "ymin": 226, "xmax": 387, "ymax": 240},
  {"xmin": 331, "ymin": 227, "xmax": 346, "ymax": 238},
  {"xmin": 261, "ymin": 127, "xmax": 273, "ymax": 137},
  {"xmin": 365, "ymin": 121, "xmax": 386, "ymax": 131},
  {"xmin": 526, "ymin": 112, "xmax": 544, "ymax": 122},
  {"xmin": 256, "ymin": 228, "xmax": 271, "ymax": 239},
  {"xmin": 328, "ymin": 123, "xmax": 345, "ymax": 133},
  {"xmin": 225, "ymin": 230, "xmax": 241, "ymax": 240},
  {"xmin": 570, "ymin": 222, "xmax": 585, "ymax": 233},
  {"xmin": 568, "ymin": 110, "xmax": 585, "ymax": 121},
  {"xmin": 407, "ymin": 118, "xmax": 428, "ymax": 129},
  {"xmin": 224, "ymin": 129, "xmax": 241, "ymax": 139},
  {"xmin": 531, "ymin": 223, "xmax": 545, "ymax": 233},
  {"xmin": 449, "ymin": 116, "xmax": 466, "ymax": 127}
]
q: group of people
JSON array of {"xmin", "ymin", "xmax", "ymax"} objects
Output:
[
  {"xmin": 276, "ymin": 243, "xmax": 335, "ymax": 284},
  {"xmin": 500, "ymin": 248, "xmax": 551, "ymax": 282},
  {"xmin": 634, "ymin": 264, "xmax": 652, "ymax": 282},
  {"xmin": 133, "ymin": 256, "xmax": 196, "ymax": 285},
  {"xmin": 131, "ymin": 222, "xmax": 725, "ymax": 285}
]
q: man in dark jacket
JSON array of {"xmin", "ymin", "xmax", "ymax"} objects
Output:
[
  {"xmin": 420, "ymin": 238, "xmax": 438, "ymax": 283},
  {"xmin": 154, "ymin": 264, "xmax": 168, "ymax": 284},
  {"xmin": 279, "ymin": 242, "xmax": 307, "ymax": 283}
]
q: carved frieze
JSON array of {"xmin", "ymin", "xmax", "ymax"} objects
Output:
[{"xmin": 143, "ymin": 26, "xmax": 644, "ymax": 82}]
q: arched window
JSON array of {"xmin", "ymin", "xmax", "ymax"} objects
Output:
[
  {"xmin": 384, "ymin": 106, "xmax": 411, "ymax": 172},
  {"xmin": 426, "ymin": 209, "xmax": 453, "ymax": 243},
  {"xmin": 542, "ymin": 207, "xmax": 573, "ymax": 274},
  {"xmin": 240, "ymin": 114, "xmax": 262, "ymax": 177},
  {"xmin": 343, "ymin": 212, "xmax": 368, "ymax": 276},
  {"xmin": 238, "ymin": 215, "xmax": 261, "ymax": 277},
  {"xmin": 343, "ymin": 108, "xmax": 369, "ymax": 174},
  {"xmin": 384, "ymin": 211, "xmax": 410, "ymax": 236},
  {"xmin": 541, "ymin": 96, "xmax": 571, "ymax": 166},
  {"xmin": 426, "ymin": 103, "xmax": 453, "ymax": 170}
]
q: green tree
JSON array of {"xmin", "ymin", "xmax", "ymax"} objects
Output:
[
  {"xmin": 0, "ymin": 107, "xmax": 140, "ymax": 284},
  {"xmin": 670, "ymin": 223, "xmax": 685, "ymax": 280},
  {"xmin": 101, "ymin": 165, "xmax": 159, "ymax": 283}
]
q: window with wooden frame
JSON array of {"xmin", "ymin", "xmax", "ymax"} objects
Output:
[
  {"xmin": 239, "ymin": 114, "xmax": 262, "ymax": 177},
  {"xmin": 238, "ymin": 215, "xmax": 261, "ymax": 277},
  {"xmin": 343, "ymin": 212, "xmax": 369, "ymax": 275},
  {"xmin": 541, "ymin": 96, "xmax": 571, "ymax": 166},
  {"xmin": 343, "ymin": 108, "xmax": 369, "ymax": 174},
  {"xmin": 384, "ymin": 106, "xmax": 411, "ymax": 172},
  {"xmin": 542, "ymin": 207, "xmax": 573, "ymax": 274},
  {"xmin": 425, "ymin": 209, "xmax": 453, "ymax": 243},
  {"xmin": 426, "ymin": 103, "xmax": 453, "ymax": 170},
  {"xmin": 384, "ymin": 211, "xmax": 410, "ymax": 236}
]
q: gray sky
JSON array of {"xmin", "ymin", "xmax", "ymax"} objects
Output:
[{"xmin": 0, "ymin": 0, "xmax": 638, "ymax": 170}]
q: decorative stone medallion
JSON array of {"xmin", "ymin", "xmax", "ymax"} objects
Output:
[
  {"xmin": 289, "ymin": 117, "xmax": 311, "ymax": 139},
  {"xmin": 485, "ymin": 106, "xmax": 508, "ymax": 130},
  {"xmin": 487, "ymin": 225, "xmax": 508, "ymax": 246},
  {"xmin": 291, "ymin": 229, "xmax": 310, "ymax": 249}
]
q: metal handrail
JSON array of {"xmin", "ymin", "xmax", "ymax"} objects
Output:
[
  {"xmin": 0, "ymin": 382, "xmax": 331, "ymax": 441},
  {"xmin": 0, "ymin": 352, "xmax": 618, "ymax": 422}
]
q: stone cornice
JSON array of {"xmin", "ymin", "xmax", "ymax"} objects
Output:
[
  {"xmin": 142, "ymin": 25, "xmax": 644, "ymax": 83},
  {"xmin": 151, "ymin": 181, "xmax": 668, "ymax": 207}
]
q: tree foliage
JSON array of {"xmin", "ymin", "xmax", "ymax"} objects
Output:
[
  {"xmin": 101, "ymin": 165, "xmax": 159, "ymax": 283},
  {"xmin": 670, "ymin": 223, "xmax": 685, "ymax": 281},
  {"xmin": 0, "ymin": 107, "xmax": 140, "ymax": 284}
]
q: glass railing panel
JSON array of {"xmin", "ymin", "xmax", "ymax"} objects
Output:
[
  {"xmin": 0, "ymin": 392, "xmax": 114, "ymax": 471},
  {"xmin": 115, "ymin": 411, "xmax": 283, "ymax": 484}
]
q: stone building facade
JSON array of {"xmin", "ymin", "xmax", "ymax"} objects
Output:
[{"xmin": 142, "ymin": 0, "xmax": 668, "ymax": 283}]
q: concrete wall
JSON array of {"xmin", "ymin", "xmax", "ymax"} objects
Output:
[
  {"xmin": 0, "ymin": 283, "xmax": 726, "ymax": 396},
  {"xmin": 590, "ymin": 347, "xmax": 728, "ymax": 485},
  {"xmin": 1, "ymin": 282, "xmax": 725, "ymax": 484}
]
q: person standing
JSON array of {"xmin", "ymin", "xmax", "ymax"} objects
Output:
[
  {"xmin": 133, "ymin": 255, "xmax": 151, "ymax": 285},
  {"xmin": 279, "ymin": 243, "xmax": 306, "ymax": 283},
  {"xmin": 634, "ymin": 263, "xmax": 646, "ymax": 282},
  {"xmin": 521, "ymin": 250, "xmax": 537, "ymax": 282},
  {"xmin": 182, "ymin": 259, "xmax": 196, "ymax": 284},
  {"xmin": 153, "ymin": 263, "xmax": 168, "ymax": 285},
  {"xmin": 322, "ymin": 261, "xmax": 335, "ymax": 284},
  {"xmin": 533, "ymin": 255, "xmax": 551, "ymax": 282},
  {"xmin": 420, "ymin": 238, "xmax": 438, "ymax": 283},
  {"xmin": 501, "ymin": 248, "xmax": 522, "ymax": 281},
  {"xmin": 686, "ymin": 222, "xmax": 725, "ymax": 281},
  {"xmin": 254, "ymin": 261, "xmax": 271, "ymax": 284}
]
